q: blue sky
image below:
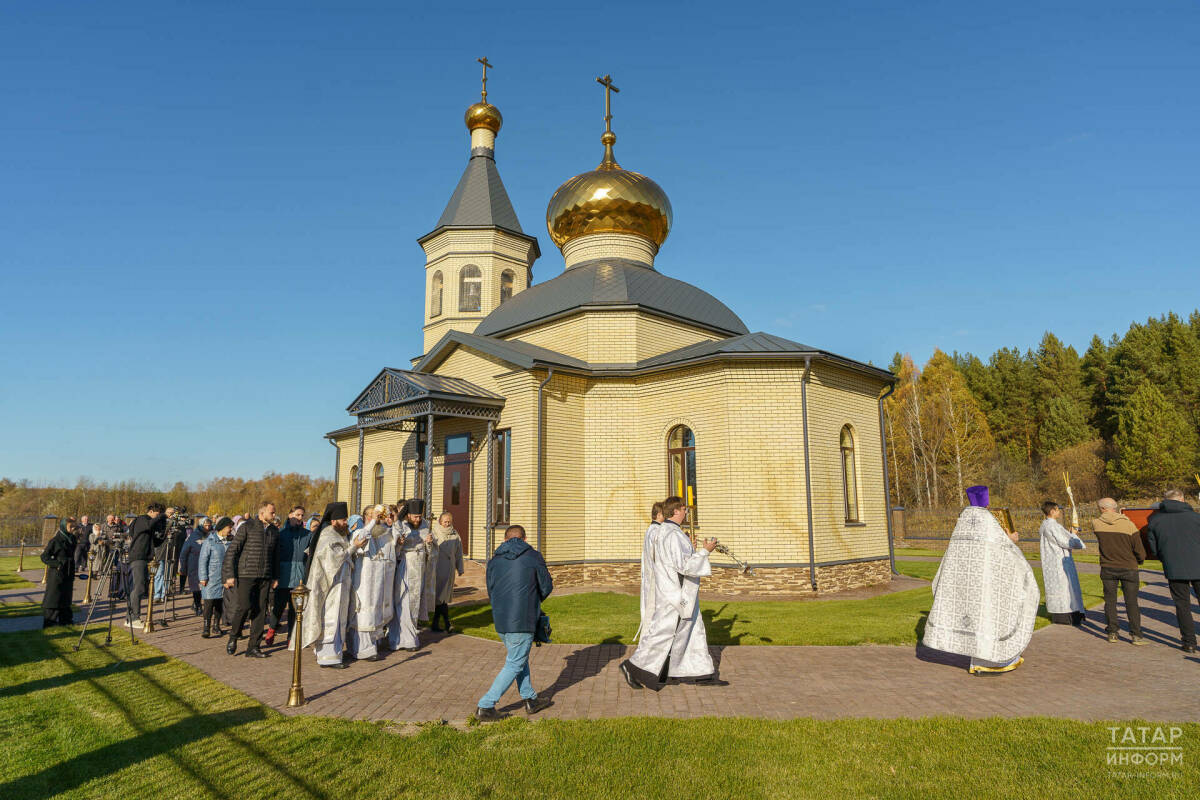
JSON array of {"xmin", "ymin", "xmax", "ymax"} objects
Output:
[{"xmin": 1, "ymin": 1, "xmax": 1196, "ymax": 485}]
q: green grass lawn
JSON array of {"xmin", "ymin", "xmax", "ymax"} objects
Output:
[
  {"xmin": 0, "ymin": 556, "xmax": 39, "ymax": 590},
  {"xmin": 448, "ymin": 561, "xmax": 1107, "ymax": 647},
  {"xmin": 1, "ymin": 629, "xmax": 1194, "ymax": 799}
]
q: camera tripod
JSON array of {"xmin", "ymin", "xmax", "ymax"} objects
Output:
[
  {"xmin": 149, "ymin": 531, "xmax": 183, "ymax": 629},
  {"xmin": 74, "ymin": 541, "xmax": 136, "ymax": 651}
]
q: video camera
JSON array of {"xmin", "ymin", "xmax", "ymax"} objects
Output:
[{"xmin": 166, "ymin": 507, "xmax": 195, "ymax": 536}]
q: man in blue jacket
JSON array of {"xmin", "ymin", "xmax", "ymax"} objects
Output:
[{"xmin": 476, "ymin": 524, "xmax": 553, "ymax": 720}]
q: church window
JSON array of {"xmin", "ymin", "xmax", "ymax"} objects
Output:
[
  {"xmin": 667, "ymin": 425, "xmax": 698, "ymax": 523},
  {"xmin": 500, "ymin": 270, "xmax": 515, "ymax": 304},
  {"xmin": 841, "ymin": 425, "xmax": 860, "ymax": 523},
  {"xmin": 430, "ymin": 271, "xmax": 443, "ymax": 318},
  {"xmin": 459, "ymin": 265, "xmax": 482, "ymax": 312},
  {"xmin": 493, "ymin": 429, "xmax": 511, "ymax": 523},
  {"xmin": 372, "ymin": 462, "xmax": 384, "ymax": 505},
  {"xmin": 349, "ymin": 465, "xmax": 359, "ymax": 507}
]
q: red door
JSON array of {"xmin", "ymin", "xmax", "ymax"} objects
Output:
[{"xmin": 443, "ymin": 460, "xmax": 471, "ymax": 557}]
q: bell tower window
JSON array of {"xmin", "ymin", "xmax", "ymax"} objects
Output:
[
  {"xmin": 500, "ymin": 269, "xmax": 515, "ymax": 304},
  {"xmin": 459, "ymin": 265, "xmax": 482, "ymax": 312},
  {"xmin": 429, "ymin": 271, "xmax": 443, "ymax": 318}
]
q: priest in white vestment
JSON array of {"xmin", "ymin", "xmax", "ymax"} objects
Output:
[
  {"xmin": 386, "ymin": 498, "xmax": 432, "ymax": 651},
  {"xmin": 632, "ymin": 501, "xmax": 665, "ymax": 644},
  {"xmin": 621, "ymin": 497, "xmax": 718, "ymax": 690},
  {"xmin": 1039, "ymin": 500, "xmax": 1086, "ymax": 626},
  {"xmin": 923, "ymin": 485, "xmax": 1040, "ymax": 675},
  {"xmin": 349, "ymin": 506, "xmax": 395, "ymax": 660},
  {"xmin": 301, "ymin": 502, "xmax": 354, "ymax": 670}
]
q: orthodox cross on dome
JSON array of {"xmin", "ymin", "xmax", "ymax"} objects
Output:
[
  {"xmin": 596, "ymin": 74, "xmax": 620, "ymax": 134},
  {"xmin": 478, "ymin": 56, "xmax": 493, "ymax": 103}
]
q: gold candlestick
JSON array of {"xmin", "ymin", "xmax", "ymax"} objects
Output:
[
  {"xmin": 144, "ymin": 559, "xmax": 159, "ymax": 632},
  {"xmin": 286, "ymin": 582, "xmax": 311, "ymax": 708}
]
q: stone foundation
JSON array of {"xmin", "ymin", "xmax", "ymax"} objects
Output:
[{"xmin": 547, "ymin": 558, "xmax": 892, "ymax": 597}]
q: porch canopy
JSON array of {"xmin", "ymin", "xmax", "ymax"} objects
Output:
[{"xmin": 346, "ymin": 368, "xmax": 504, "ymax": 550}]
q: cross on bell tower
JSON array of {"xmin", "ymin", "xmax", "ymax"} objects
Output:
[{"xmin": 596, "ymin": 74, "xmax": 620, "ymax": 167}]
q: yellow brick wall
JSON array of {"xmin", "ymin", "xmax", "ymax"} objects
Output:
[
  {"xmin": 335, "ymin": 342, "xmax": 891, "ymax": 572},
  {"xmin": 508, "ymin": 311, "xmax": 721, "ymax": 363}
]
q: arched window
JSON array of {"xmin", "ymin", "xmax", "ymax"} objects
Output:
[
  {"xmin": 459, "ymin": 265, "xmax": 482, "ymax": 312},
  {"xmin": 667, "ymin": 425, "xmax": 698, "ymax": 523},
  {"xmin": 429, "ymin": 271, "xmax": 443, "ymax": 318},
  {"xmin": 372, "ymin": 462, "xmax": 384, "ymax": 505},
  {"xmin": 841, "ymin": 425, "xmax": 860, "ymax": 523},
  {"xmin": 349, "ymin": 465, "xmax": 360, "ymax": 507},
  {"xmin": 500, "ymin": 269, "xmax": 515, "ymax": 304}
]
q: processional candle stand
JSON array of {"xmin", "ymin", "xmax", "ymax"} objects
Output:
[
  {"xmin": 287, "ymin": 582, "xmax": 311, "ymax": 708},
  {"xmin": 144, "ymin": 558, "xmax": 159, "ymax": 633},
  {"xmin": 83, "ymin": 554, "xmax": 94, "ymax": 604}
]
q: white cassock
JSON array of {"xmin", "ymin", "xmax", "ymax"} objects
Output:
[
  {"xmin": 349, "ymin": 522, "xmax": 395, "ymax": 658},
  {"xmin": 301, "ymin": 526, "xmax": 353, "ymax": 666},
  {"xmin": 923, "ymin": 507, "xmax": 1040, "ymax": 670},
  {"xmin": 628, "ymin": 520, "xmax": 714, "ymax": 682},
  {"xmin": 419, "ymin": 534, "xmax": 436, "ymax": 622},
  {"xmin": 1039, "ymin": 518, "xmax": 1085, "ymax": 615},
  {"xmin": 632, "ymin": 522, "xmax": 661, "ymax": 643},
  {"xmin": 386, "ymin": 520, "xmax": 429, "ymax": 650}
]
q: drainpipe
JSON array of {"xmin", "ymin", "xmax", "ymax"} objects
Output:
[
  {"xmin": 328, "ymin": 437, "xmax": 340, "ymax": 502},
  {"xmin": 801, "ymin": 356, "xmax": 817, "ymax": 592},
  {"xmin": 536, "ymin": 368, "xmax": 555, "ymax": 554},
  {"xmin": 878, "ymin": 384, "xmax": 898, "ymax": 576}
]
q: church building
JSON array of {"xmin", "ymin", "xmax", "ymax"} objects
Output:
[{"xmin": 325, "ymin": 70, "xmax": 896, "ymax": 594}]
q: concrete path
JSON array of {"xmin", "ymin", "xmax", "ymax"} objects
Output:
[{"xmin": 9, "ymin": 563, "xmax": 1199, "ymax": 722}]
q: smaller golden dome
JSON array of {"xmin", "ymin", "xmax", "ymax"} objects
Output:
[
  {"xmin": 546, "ymin": 134, "xmax": 672, "ymax": 250},
  {"xmin": 465, "ymin": 102, "xmax": 502, "ymax": 134}
]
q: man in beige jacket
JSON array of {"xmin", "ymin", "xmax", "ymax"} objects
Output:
[{"xmin": 1092, "ymin": 499, "xmax": 1147, "ymax": 644}]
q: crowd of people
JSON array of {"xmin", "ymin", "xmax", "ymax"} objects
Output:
[{"xmin": 922, "ymin": 486, "xmax": 1200, "ymax": 674}]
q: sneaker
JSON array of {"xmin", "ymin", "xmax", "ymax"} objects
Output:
[
  {"xmin": 524, "ymin": 697, "xmax": 551, "ymax": 715},
  {"xmin": 475, "ymin": 706, "xmax": 501, "ymax": 722},
  {"xmin": 1107, "ymin": 633, "xmax": 1119, "ymax": 644},
  {"xmin": 1183, "ymin": 643, "xmax": 1197, "ymax": 654},
  {"xmin": 1130, "ymin": 636, "xmax": 1147, "ymax": 646},
  {"xmin": 125, "ymin": 619, "xmax": 144, "ymax": 629}
]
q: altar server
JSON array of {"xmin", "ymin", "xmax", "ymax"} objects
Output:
[
  {"xmin": 302, "ymin": 502, "xmax": 354, "ymax": 669},
  {"xmin": 349, "ymin": 505, "xmax": 394, "ymax": 661},
  {"xmin": 621, "ymin": 496, "xmax": 718, "ymax": 690},
  {"xmin": 1039, "ymin": 500, "xmax": 1086, "ymax": 626},
  {"xmin": 632, "ymin": 502, "xmax": 666, "ymax": 644},
  {"xmin": 387, "ymin": 499, "xmax": 432, "ymax": 651},
  {"xmin": 923, "ymin": 485, "xmax": 1040, "ymax": 675}
]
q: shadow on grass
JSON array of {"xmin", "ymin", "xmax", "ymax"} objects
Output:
[
  {"xmin": 449, "ymin": 603, "xmax": 495, "ymax": 633},
  {"xmin": 0, "ymin": 655, "xmax": 168, "ymax": 699},
  {"xmin": 0, "ymin": 707, "xmax": 269, "ymax": 800},
  {"xmin": 703, "ymin": 604, "xmax": 774, "ymax": 645}
]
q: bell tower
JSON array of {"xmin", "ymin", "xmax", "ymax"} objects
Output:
[{"xmin": 418, "ymin": 58, "xmax": 539, "ymax": 354}]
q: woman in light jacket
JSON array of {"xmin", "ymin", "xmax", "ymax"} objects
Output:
[
  {"xmin": 430, "ymin": 511, "xmax": 464, "ymax": 633},
  {"xmin": 198, "ymin": 517, "xmax": 233, "ymax": 638}
]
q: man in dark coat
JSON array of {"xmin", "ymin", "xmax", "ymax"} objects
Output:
[
  {"xmin": 475, "ymin": 524, "xmax": 553, "ymax": 720},
  {"xmin": 74, "ymin": 515, "xmax": 92, "ymax": 576},
  {"xmin": 265, "ymin": 505, "xmax": 313, "ymax": 646},
  {"xmin": 126, "ymin": 503, "xmax": 167, "ymax": 628},
  {"xmin": 223, "ymin": 501, "xmax": 279, "ymax": 658},
  {"xmin": 1147, "ymin": 489, "xmax": 1200, "ymax": 653},
  {"xmin": 41, "ymin": 519, "xmax": 78, "ymax": 627}
]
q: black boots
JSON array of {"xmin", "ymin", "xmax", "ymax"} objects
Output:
[
  {"xmin": 201, "ymin": 622, "xmax": 211, "ymax": 639},
  {"xmin": 226, "ymin": 637, "xmax": 237, "ymax": 655},
  {"xmin": 431, "ymin": 603, "xmax": 453, "ymax": 633}
]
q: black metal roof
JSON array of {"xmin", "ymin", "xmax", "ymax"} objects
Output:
[
  {"xmin": 346, "ymin": 368, "xmax": 503, "ymax": 415},
  {"xmin": 416, "ymin": 330, "xmax": 589, "ymax": 373},
  {"xmin": 420, "ymin": 154, "xmax": 538, "ymax": 256},
  {"xmin": 472, "ymin": 258, "xmax": 749, "ymax": 338}
]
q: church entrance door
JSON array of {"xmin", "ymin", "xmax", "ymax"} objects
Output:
[{"xmin": 443, "ymin": 460, "xmax": 471, "ymax": 557}]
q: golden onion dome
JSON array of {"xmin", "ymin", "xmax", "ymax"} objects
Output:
[
  {"xmin": 465, "ymin": 101, "xmax": 502, "ymax": 134},
  {"xmin": 546, "ymin": 131, "xmax": 672, "ymax": 250}
]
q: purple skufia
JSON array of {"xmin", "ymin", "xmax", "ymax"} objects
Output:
[{"xmin": 966, "ymin": 485, "xmax": 989, "ymax": 508}]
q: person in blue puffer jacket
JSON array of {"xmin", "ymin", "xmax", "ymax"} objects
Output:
[{"xmin": 198, "ymin": 517, "xmax": 233, "ymax": 638}]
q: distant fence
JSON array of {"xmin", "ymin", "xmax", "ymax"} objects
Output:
[
  {"xmin": 894, "ymin": 507, "xmax": 1102, "ymax": 552},
  {"xmin": 0, "ymin": 516, "xmax": 45, "ymax": 547}
]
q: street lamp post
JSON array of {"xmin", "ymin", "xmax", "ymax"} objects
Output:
[{"xmin": 287, "ymin": 582, "xmax": 311, "ymax": 708}]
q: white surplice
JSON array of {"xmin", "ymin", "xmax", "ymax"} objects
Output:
[
  {"xmin": 1039, "ymin": 517, "xmax": 1086, "ymax": 614},
  {"xmin": 386, "ymin": 520, "xmax": 429, "ymax": 650},
  {"xmin": 301, "ymin": 526, "xmax": 353, "ymax": 666},
  {"xmin": 632, "ymin": 522, "xmax": 661, "ymax": 643},
  {"xmin": 923, "ymin": 507, "xmax": 1040, "ymax": 666},
  {"xmin": 628, "ymin": 520, "xmax": 714, "ymax": 679},
  {"xmin": 349, "ymin": 521, "xmax": 395, "ymax": 657}
]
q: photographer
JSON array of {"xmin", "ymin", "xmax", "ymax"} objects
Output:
[{"xmin": 126, "ymin": 502, "xmax": 167, "ymax": 629}]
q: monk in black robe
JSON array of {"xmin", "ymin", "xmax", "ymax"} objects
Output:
[{"xmin": 41, "ymin": 520, "xmax": 77, "ymax": 627}]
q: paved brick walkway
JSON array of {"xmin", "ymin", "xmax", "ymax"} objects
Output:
[{"xmin": 10, "ymin": 565, "xmax": 1200, "ymax": 722}]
